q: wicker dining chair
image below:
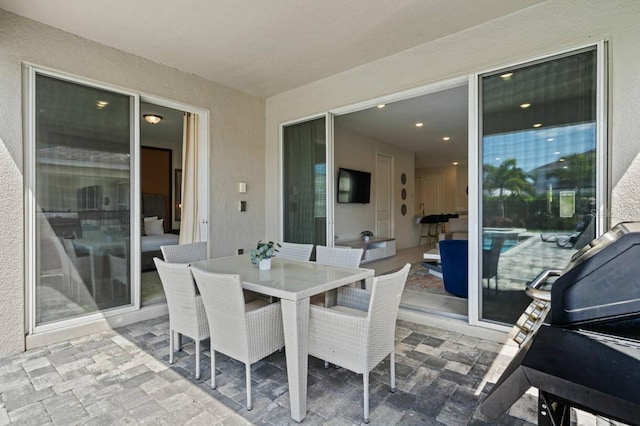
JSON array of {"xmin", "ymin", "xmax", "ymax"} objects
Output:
[
  {"xmin": 190, "ymin": 265, "xmax": 285, "ymax": 411},
  {"xmin": 161, "ymin": 241, "xmax": 207, "ymax": 263},
  {"xmin": 153, "ymin": 258, "xmax": 210, "ymax": 380},
  {"xmin": 314, "ymin": 245, "xmax": 366, "ymax": 366},
  {"xmin": 275, "ymin": 242, "xmax": 314, "ymax": 261},
  {"xmin": 314, "ymin": 245, "xmax": 364, "ymax": 302},
  {"xmin": 307, "ymin": 263, "xmax": 411, "ymax": 424},
  {"xmin": 315, "ymin": 245, "xmax": 363, "ymax": 268}
]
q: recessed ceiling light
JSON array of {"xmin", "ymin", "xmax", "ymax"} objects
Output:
[
  {"xmin": 500, "ymin": 72, "xmax": 514, "ymax": 79},
  {"xmin": 520, "ymin": 103, "xmax": 531, "ymax": 109},
  {"xmin": 415, "ymin": 122, "xmax": 424, "ymax": 128},
  {"xmin": 143, "ymin": 114, "xmax": 163, "ymax": 124},
  {"xmin": 452, "ymin": 161, "xmax": 459, "ymax": 166},
  {"xmin": 442, "ymin": 136, "xmax": 451, "ymax": 141},
  {"xmin": 559, "ymin": 158, "xmax": 565, "ymax": 162},
  {"xmin": 495, "ymin": 157, "xmax": 501, "ymax": 161},
  {"xmin": 563, "ymin": 166, "xmax": 568, "ymax": 169},
  {"xmin": 96, "ymin": 100, "xmax": 109, "ymax": 109},
  {"xmin": 533, "ymin": 123, "xmax": 542, "ymax": 128},
  {"xmin": 376, "ymin": 104, "xmax": 386, "ymax": 109},
  {"xmin": 547, "ymin": 138, "xmax": 554, "ymax": 142}
]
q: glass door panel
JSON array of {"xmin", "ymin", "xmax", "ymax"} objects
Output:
[
  {"xmin": 35, "ymin": 73, "xmax": 133, "ymax": 325},
  {"xmin": 480, "ymin": 47, "xmax": 598, "ymax": 324},
  {"xmin": 282, "ymin": 117, "xmax": 327, "ymax": 248}
]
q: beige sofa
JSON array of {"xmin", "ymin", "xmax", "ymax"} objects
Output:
[{"xmin": 439, "ymin": 215, "xmax": 468, "ymax": 240}]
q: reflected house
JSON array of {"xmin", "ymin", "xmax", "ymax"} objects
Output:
[{"xmin": 530, "ymin": 149, "xmax": 596, "ymax": 197}]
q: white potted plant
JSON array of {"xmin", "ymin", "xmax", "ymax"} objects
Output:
[
  {"xmin": 250, "ymin": 240, "xmax": 280, "ymax": 270},
  {"xmin": 361, "ymin": 230, "xmax": 374, "ymax": 242}
]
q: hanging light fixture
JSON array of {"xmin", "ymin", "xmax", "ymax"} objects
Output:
[{"xmin": 143, "ymin": 114, "xmax": 163, "ymax": 124}]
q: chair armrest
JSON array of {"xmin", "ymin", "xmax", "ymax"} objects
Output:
[
  {"xmin": 246, "ymin": 301, "xmax": 285, "ymax": 361},
  {"xmin": 337, "ymin": 287, "xmax": 371, "ymax": 312},
  {"xmin": 308, "ymin": 304, "xmax": 368, "ymax": 372}
]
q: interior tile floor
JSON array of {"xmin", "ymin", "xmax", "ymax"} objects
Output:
[{"xmin": 366, "ymin": 244, "xmax": 470, "ymax": 319}]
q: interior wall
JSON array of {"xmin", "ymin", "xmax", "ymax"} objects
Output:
[
  {"xmin": 0, "ymin": 9, "xmax": 265, "ymax": 354},
  {"xmin": 415, "ymin": 164, "xmax": 469, "ymax": 215},
  {"xmin": 265, "ymin": 0, "xmax": 640, "ymax": 241},
  {"xmin": 334, "ymin": 126, "xmax": 415, "ymax": 249},
  {"xmin": 140, "ymin": 134, "xmax": 183, "ymax": 230},
  {"xmin": 141, "ymin": 147, "xmax": 172, "ymax": 232}
]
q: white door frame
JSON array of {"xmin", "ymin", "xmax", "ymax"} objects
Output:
[
  {"xmin": 468, "ymin": 41, "xmax": 608, "ymax": 331},
  {"xmin": 139, "ymin": 95, "xmax": 210, "ymax": 245},
  {"xmin": 24, "ymin": 64, "xmax": 210, "ymax": 338}
]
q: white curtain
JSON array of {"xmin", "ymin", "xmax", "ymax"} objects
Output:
[{"xmin": 179, "ymin": 112, "xmax": 200, "ymax": 244}]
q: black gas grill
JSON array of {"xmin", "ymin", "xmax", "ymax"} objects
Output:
[{"xmin": 481, "ymin": 222, "xmax": 640, "ymax": 426}]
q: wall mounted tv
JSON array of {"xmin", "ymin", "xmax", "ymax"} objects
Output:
[{"xmin": 337, "ymin": 168, "xmax": 371, "ymax": 204}]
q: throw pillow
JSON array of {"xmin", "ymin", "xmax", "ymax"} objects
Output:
[
  {"xmin": 143, "ymin": 216, "xmax": 159, "ymax": 236},
  {"xmin": 145, "ymin": 218, "xmax": 164, "ymax": 236}
]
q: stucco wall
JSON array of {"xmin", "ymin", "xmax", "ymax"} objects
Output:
[
  {"xmin": 334, "ymin": 126, "xmax": 415, "ymax": 248},
  {"xmin": 266, "ymin": 0, "xmax": 640, "ymax": 238},
  {"xmin": 0, "ymin": 10, "xmax": 265, "ymax": 354}
]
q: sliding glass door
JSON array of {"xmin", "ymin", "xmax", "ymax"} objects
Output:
[
  {"xmin": 282, "ymin": 117, "xmax": 328, "ymax": 248},
  {"xmin": 478, "ymin": 46, "xmax": 603, "ymax": 324},
  {"xmin": 31, "ymin": 71, "xmax": 135, "ymax": 327}
]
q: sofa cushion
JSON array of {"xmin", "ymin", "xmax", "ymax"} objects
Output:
[{"xmin": 439, "ymin": 216, "xmax": 469, "ymax": 241}]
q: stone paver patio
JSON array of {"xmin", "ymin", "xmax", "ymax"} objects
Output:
[{"xmin": 0, "ymin": 316, "xmax": 541, "ymax": 425}]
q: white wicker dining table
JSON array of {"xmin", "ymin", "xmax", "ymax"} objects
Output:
[{"xmin": 190, "ymin": 254, "xmax": 375, "ymax": 422}]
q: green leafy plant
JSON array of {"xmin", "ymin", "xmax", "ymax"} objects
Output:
[
  {"xmin": 360, "ymin": 230, "xmax": 374, "ymax": 238},
  {"xmin": 250, "ymin": 240, "xmax": 280, "ymax": 265}
]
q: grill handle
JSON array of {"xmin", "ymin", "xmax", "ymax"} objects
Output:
[{"xmin": 525, "ymin": 269, "xmax": 562, "ymax": 302}]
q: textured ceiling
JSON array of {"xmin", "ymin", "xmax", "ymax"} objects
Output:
[
  {"xmin": 8, "ymin": 0, "xmax": 550, "ymax": 168},
  {"xmin": 0, "ymin": 0, "xmax": 545, "ymax": 98}
]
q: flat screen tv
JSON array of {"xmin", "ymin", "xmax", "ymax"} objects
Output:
[{"xmin": 337, "ymin": 167, "xmax": 371, "ymax": 204}]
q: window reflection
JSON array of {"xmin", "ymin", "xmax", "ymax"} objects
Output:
[
  {"xmin": 35, "ymin": 74, "xmax": 132, "ymax": 325},
  {"xmin": 480, "ymin": 48, "xmax": 598, "ymax": 324}
]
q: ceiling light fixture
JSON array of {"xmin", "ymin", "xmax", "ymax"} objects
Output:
[
  {"xmin": 442, "ymin": 136, "xmax": 451, "ymax": 141},
  {"xmin": 520, "ymin": 103, "xmax": 531, "ymax": 109},
  {"xmin": 533, "ymin": 123, "xmax": 542, "ymax": 128},
  {"xmin": 452, "ymin": 161, "xmax": 459, "ymax": 166},
  {"xmin": 96, "ymin": 100, "xmax": 109, "ymax": 109},
  {"xmin": 376, "ymin": 104, "xmax": 386, "ymax": 109},
  {"xmin": 547, "ymin": 138, "xmax": 554, "ymax": 142},
  {"xmin": 559, "ymin": 158, "xmax": 565, "ymax": 162},
  {"xmin": 143, "ymin": 114, "xmax": 163, "ymax": 124},
  {"xmin": 500, "ymin": 72, "xmax": 514, "ymax": 79},
  {"xmin": 415, "ymin": 122, "xmax": 424, "ymax": 128}
]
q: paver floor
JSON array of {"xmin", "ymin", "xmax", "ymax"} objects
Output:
[{"xmin": 0, "ymin": 316, "xmax": 540, "ymax": 425}]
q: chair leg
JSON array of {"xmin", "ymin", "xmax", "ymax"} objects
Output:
[
  {"xmin": 195, "ymin": 339, "xmax": 201, "ymax": 380},
  {"xmin": 245, "ymin": 364, "xmax": 252, "ymax": 411},
  {"xmin": 210, "ymin": 350, "xmax": 216, "ymax": 389},
  {"xmin": 390, "ymin": 351, "xmax": 396, "ymax": 393},
  {"xmin": 169, "ymin": 330, "xmax": 174, "ymax": 364},
  {"xmin": 363, "ymin": 373, "xmax": 370, "ymax": 424}
]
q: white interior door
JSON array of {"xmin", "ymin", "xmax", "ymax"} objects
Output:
[{"xmin": 376, "ymin": 153, "xmax": 393, "ymax": 237}]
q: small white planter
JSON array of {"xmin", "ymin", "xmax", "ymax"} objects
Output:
[
  {"xmin": 259, "ymin": 258, "xmax": 272, "ymax": 270},
  {"xmin": 364, "ymin": 236, "xmax": 370, "ymax": 242}
]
